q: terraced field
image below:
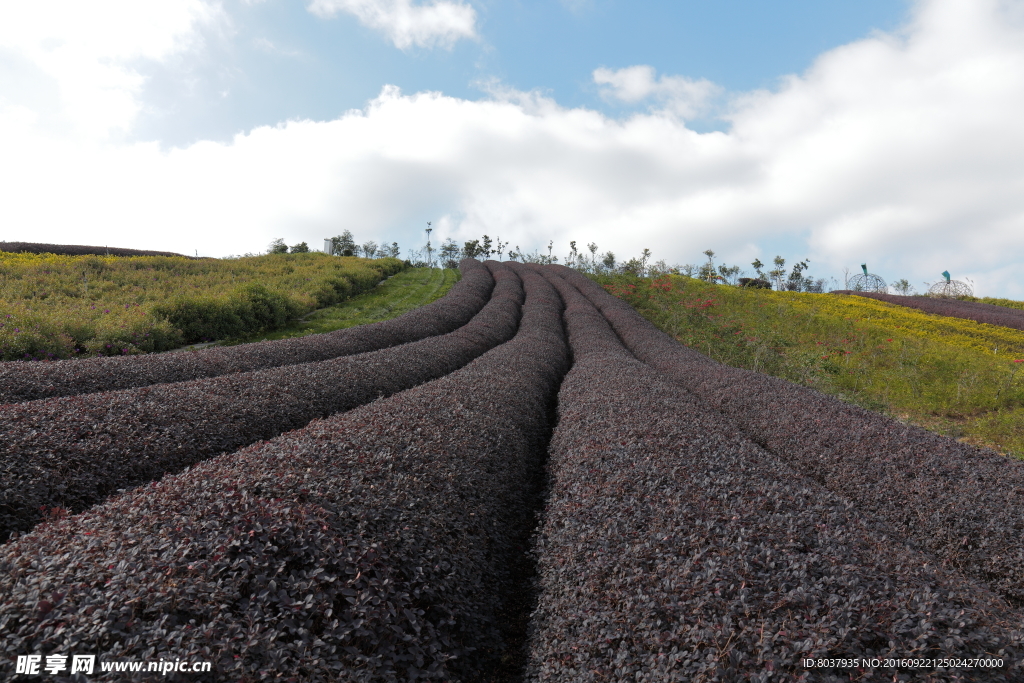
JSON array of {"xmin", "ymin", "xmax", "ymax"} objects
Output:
[{"xmin": 1, "ymin": 261, "xmax": 1023, "ymax": 681}]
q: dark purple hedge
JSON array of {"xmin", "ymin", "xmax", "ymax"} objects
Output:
[
  {"xmin": 0, "ymin": 263, "xmax": 522, "ymax": 542},
  {"xmin": 0, "ymin": 242, "xmax": 189, "ymax": 258},
  {"xmin": 555, "ymin": 265, "xmax": 1024, "ymax": 610},
  {"xmin": 527, "ymin": 268, "xmax": 1023, "ymax": 681},
  {"xmin": 0, "ymin": 265, "xmax": 568, "ymax": 682}
]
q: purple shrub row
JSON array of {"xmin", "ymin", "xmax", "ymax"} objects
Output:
[
  {"xmin": 527, "ymin": 270, "xmax": 1023, "ymax": 680},
  {"xmin": 0, "ymin": 265, "xmax": 568, "ymax": 682},
  {"xmin": 0, "ymin": 263, "xmax": 523, "ymax": 542},
  {"xmin": 547, "ymin": 264, "xmax": 716, "ymax": 369},
  {"xmin": 0, "ymin": 259, "xmax": 494, "ymax": 404},
  {"xmin": 834, "ymin": 290, "xmax": 1024, "ymax": 332},
  {"xmin": 0, "ymin": 242, "xmax": 189, "ymax": 258},
  {"xmin": 557, "ymin": 265, "xmax": 1024, "ymax": 610}
]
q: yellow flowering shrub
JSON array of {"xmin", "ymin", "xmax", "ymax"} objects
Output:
[
  {"xmin": 598, "ymin": 273, "xmax": 1024, "ymax": 458},
  {"xmin": 784, "ymin": 293, "xmax": 1024, "ymax": 359}
]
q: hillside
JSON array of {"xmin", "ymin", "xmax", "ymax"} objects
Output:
[
  {"xmin": 0, "ymin": 250, "xmax": 404, "ymax": 361},
  {"xmin": 597, "ymin": 273, "xmax": 1024, "ymax": 459}
]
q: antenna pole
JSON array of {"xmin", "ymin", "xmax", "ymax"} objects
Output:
[{"xmin": 425, "ymin": 222, "xmax": 433, "ymax": 270}]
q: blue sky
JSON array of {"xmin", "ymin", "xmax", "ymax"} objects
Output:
[
  {"xmin": 136, "ymin": 1, "xmax": 909, "ymax": 145},
  {"xmin": 3, "ymin": 0, "xmax": 1024, "ymax": 297}
]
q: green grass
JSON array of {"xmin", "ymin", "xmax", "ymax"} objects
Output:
[
  {"xmin": 224, "ymin": 267, "xmax": 460, "ymax": 344},
  {"xmin": 597, "ymin": 272, "xmax": 1024, "ymax": 459},
  {"xmin": 968, "ymin": 296, "xmax": 1024, "ymax": 312},
  {"xmin": 0, "ymin": 251, "xmax": 404, "ymax": 359}
]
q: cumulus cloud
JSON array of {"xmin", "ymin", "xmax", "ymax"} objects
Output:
[
  {"xmin": 0, "ymin": 0, "xmax": 221, "ymax": 138},
  {"xmin": 3, "ymin": 0, "xmax": 1024, "ymax": 297},
  {"xmin": 593, "ymin": 65, "xmax": 722, "ymax": 119},
  {"xmin": 307, "ymin": 0, "xmax": 477, "ymax": 49}
]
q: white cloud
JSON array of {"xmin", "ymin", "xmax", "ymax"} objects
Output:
[
  {"xmin": 307, "ymin": 0, "xmax": 476, "ymax": 49},
  {"xmin": 593, "ymin": 65, "xmax": 722, "ymax": 119},
  {"xmin": 0, "ymin": 0, "xmax": 222, "ymax": 139},
  {"xmin": 4, "ymin": 0, "xmax": 1024, "ymax": 298}
]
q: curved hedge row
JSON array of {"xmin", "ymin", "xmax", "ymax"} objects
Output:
[
  {"xmin": 0, "ymin": 265, "xmax": 568, "ymax": 681},
  {"xmin": 0, "ymin": 259, "xmax": 492, "ymax": 404},
  {"xmin": 834, "ymin": 290, "xmax": 1024, "ymax": 332},
  {"xmin": 547, "ymin": 264, "xmax": 716, "ymax": 369},
  {"xmin": 558, "ymin": 265, "xmax": 1024, "ymax": 610},
  {"xmin": 0, "ymin": 263, "xmax": 522, "ymax": 543},
  {"xmin": 527, "ymin": 269, "xmax": 1023, "ymax": 680}
]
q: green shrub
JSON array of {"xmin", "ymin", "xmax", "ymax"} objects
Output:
[
  {"xmin": 151, "ymin": 297, "xmax": 243, "ymax": 343},
  {"xmin": 310, "ymin": 277, "xmax": 352, "ymax": 307},
  {"xmin": 0, "ymin": 313, "xmax": 76, "ymax": 361},
  {"xmin": 152, "ymin": 285, "xmax": 301, "ymax": 344},
  {"xmin": 0, "ymin": 252, "xmax": 406, "ymax": 357},
  {"xmin": 231, "ymin": 283, "xmax": 302, "ymax": 335}
]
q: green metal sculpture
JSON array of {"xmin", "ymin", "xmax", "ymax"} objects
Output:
[
  {"xmin": 929, "ymin": 271, "xmax": 972, "ymax": 298},
  {"xmin": 848, "ymin": 263, "xmax": 888, "ymax": 293}
]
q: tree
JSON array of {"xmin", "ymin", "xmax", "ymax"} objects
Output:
[
  {"xmin": 289, "ymin": 242, "xmax": 310, "ymax": 253},
  {"xmin": 698, "ymin": 250, "xmax": 718, "ymax": 283},
  {"xmin": 566, "ymin": 241, "xmax": 580, "ymax": 269},
  {"xmin": 587, "ymin": 242, "xmax": 599, "ymax": 271},
  {"xmin": 621, "ymin": 257, "xmax": 645, "ymax": 276},
  {"xmin": 786, "ymin": 260, "xmax": 810, "ymax": 291},
  {"xmin": 648, "ymin": 259, "xmax": 673, "ymax": 277},
  {"xmin": 718, "ymin": 263, "xmax": 741, "ymax": 285},
  {"xmin": 268, "ymin": 238, "xmax": 288, "ymax": 254},
  {"xmin": 328, "ymin": 231, "xmax": 356, "ymax": 256},
  {"xmin": 769, "ymin": 256, "xmax": 786, "ymax": 290},
  {"xmin": 439, "ymin": 237, "xmax": 461, "ymax": 268},
  {"xmin": 462, "ymin": 239, "xmax": 486, "ymax": 260},
  {"xmin": 405, "ymin": 247, "xmax": 426, "ymax": 266},
  {"xmin": 520, "ymin": 241, "xmax": 561, "ymax": 265},
  {"xmin": 601, "ymin": 251, "xmax": 616, "ymax": 272},
  {"xmin": 892, "ymin": 278, "xmax": 915, "ymax": 295},
  {"xmin": 361, "ymin": 240, "xmax": 378, "ymax": 259},
  {"xmin": 751, "ymin": 258, "xmax": 765, "ymax": 279},
  {"xmin": 386, "ymin": 242, "xmax": 400, "ymax": 258},
  {"xmin": 806, "ymin": 278, "xmax": 827, "ymax": 293}
]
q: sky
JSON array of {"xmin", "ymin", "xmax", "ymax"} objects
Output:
[{"xmin": 2, "ymin": 0, "xmax": 1023, "ymax": 296}]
